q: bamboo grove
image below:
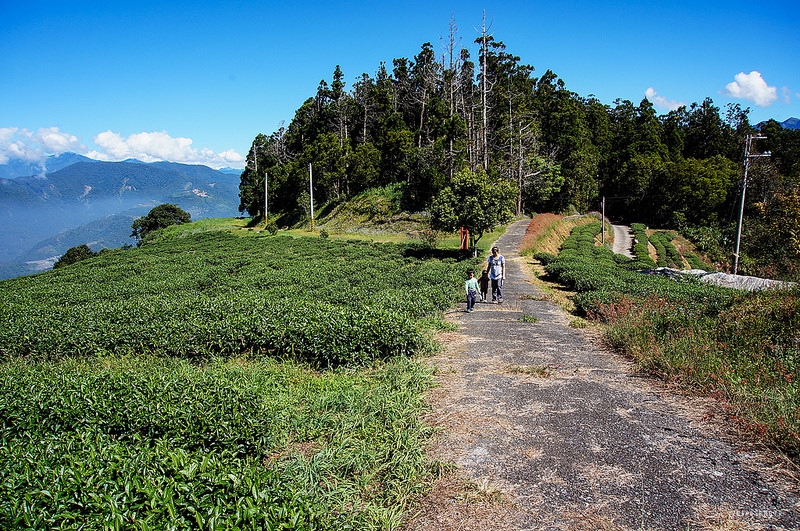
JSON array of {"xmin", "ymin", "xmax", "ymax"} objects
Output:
[{"xmin": 238, "ymin": 19, "xmax": 800, "ymax": 279}]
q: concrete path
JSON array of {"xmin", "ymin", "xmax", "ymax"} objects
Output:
[
  {"xmin": 612, "ymin": 223, "xmax": 635, "ymax": 258},
  {"xmin": 407, "ymin": 219, "xmax": 799, "ymax": 530}
]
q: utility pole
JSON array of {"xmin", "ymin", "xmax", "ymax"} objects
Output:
[
  {"xmin": 601, "ymin": 196, "xmax": 605, "ymax": 246},
  {"xmin": 309, "ymin": 163, "xmax": 315, "ymax": 232},
  {"xmin": 733, "ymin": 134, "xmax": 770, "ymax": 275},
  {"xmin": 264, "ymin": 171, "xmax": 269, "ymax": 227}
]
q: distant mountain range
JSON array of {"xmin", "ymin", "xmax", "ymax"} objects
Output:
[
  {"xmin": 0, "ymin": 154, "xmax": 244, "ymax": 280},
  {"xmin": 779, "ymin": 117, "xmax": 800, "ymax": 130},
  {"xmin": 757, "ymin": 117, "xmax": 800, "ymax": 130}
]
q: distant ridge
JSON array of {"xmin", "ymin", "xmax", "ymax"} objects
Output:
[
  {"xmin": 781, "ymin": 117, "xmax": 800, "ymax": 130},
  {"xmin": 0, "ymin": 155, "xmax": 242, "ymax": 279},
  {"xmin": 0, "ymin": 152, "xmax": 93, "ymax": 179},
  {"xmin": 0, "ymin": 153, "xmax": 244, "ymax": 180},
  {"xmin": 758, "ymin": 117, "xmax": 800, "ymax": 131}
]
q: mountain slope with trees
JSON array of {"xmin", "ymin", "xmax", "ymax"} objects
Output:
[
  {"xmin": 0, "ymin": 159, "xmax": 241, "ymax": 277},
  {"xmin": 239, "ymin": 18, "xmax": 800, "ymax": 280}
]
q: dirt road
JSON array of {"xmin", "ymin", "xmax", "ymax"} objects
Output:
[{"xmin": 406, "ymin": 219, "xmax": 799, "ymax": 530}]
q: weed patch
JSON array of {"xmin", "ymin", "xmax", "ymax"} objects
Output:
[{"xmin": 506, "ymin": 364, "xmax": 553, "ymax": 378}]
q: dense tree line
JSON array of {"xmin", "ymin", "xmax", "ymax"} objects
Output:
[{"xmin": 239, "ymin": 18, "xmax": 800, "ymax": 278}]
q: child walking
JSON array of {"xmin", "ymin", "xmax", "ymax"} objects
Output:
[
  {"xmin": 478, "ymin": 269, "xmax": 490, "ymax": 303},
  {"xmin": 465, "ymin": 268, "xmax": 479, "ymax": 313}
]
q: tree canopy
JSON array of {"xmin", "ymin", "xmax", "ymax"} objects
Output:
[
  {"xmin": 238, "ymin": 16, "xmax": 799, "ymax": 279},
  {"xmin": 131, "ymin": 204, "xmax": 191, "ymax": 245},
  {"xmin": 429, "ymin": 168, "xmax": 516, "ymax": 249},
  {"xmin": 53, "ymin": 244, "xmax": 98, "ymax": 269}
]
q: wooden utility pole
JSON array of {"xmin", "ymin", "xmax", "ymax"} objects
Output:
[
  {"xmin": 601, "ymin": 196, "xmax": 606, "ymax": 245},
  {"xmin": 309, "ymin": 163, "xmax": 315, "ymax": 232}
]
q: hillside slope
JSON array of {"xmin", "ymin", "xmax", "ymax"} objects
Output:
[{"xmin": 0, "ymin": 159, "xmax": 241, "ymax": 276}]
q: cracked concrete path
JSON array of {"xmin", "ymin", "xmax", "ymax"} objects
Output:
[{"xmin": 406, "ymin": 219, "xmax": 799, "ymax": 531}]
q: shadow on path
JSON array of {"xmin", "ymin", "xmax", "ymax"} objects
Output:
[{"xmin": 407, "ymin": 219, "xmax": 799, "ymax": 531}]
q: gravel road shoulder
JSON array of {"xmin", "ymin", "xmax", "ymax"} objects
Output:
[{"xmin": 404, "ymin": 219, "xmax": 800, "ymax": 531}]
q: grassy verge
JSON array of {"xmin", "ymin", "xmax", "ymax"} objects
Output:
[{"xmin": 518, "ymin": 213, "xmax": 594, "ymax": 313}]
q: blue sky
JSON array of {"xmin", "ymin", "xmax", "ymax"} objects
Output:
[{"xmin": 1, "ymin": 0, "xmax": 798, "ymax": 170}]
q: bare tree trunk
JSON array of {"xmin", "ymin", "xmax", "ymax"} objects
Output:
[
  {"xmin": 444, "ymin": 15, "xmax": 459, "ymax": 179},
  {"xmin": 479, "ymin": 11, "xmax": 491, "ymax": 172}
]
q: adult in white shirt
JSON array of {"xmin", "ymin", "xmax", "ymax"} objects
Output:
[{"xmin": 486, "ymin": 246, "xmax": 505, "ymax": 303}]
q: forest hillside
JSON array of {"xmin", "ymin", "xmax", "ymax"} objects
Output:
[{"xmin": 238, "ymin": 29, "xmax": 800, "ymax": 280}]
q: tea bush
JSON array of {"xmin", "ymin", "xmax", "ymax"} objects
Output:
[
  {"xmin": 0, "ymin": 355, "xmax": 436, "ymax": 529},
  {"xmin": 0, "ymin": 233, "xmax": 473, "ymax": 368},
  {"xmin": 649, "ymin": 231, "xmax": 683, "ymax": 268},
  {"xmin": 630, "ymin": 223, "xmax": 656, "ymax": 267},
  {"xmin": 0, "ymin": 228, "xmax": 477, "ymax": 527}
]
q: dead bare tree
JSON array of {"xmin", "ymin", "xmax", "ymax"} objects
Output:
[
  {"xmin": 440, "ymin": 14, "xmax": 466, "ymax": 179},
  {"xmin": 476, "ymin": 11, "xmax": 494, "ymax": 172}
]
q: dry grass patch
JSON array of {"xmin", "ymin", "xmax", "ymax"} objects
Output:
[
  {"xmin": 520, "ymin": 213, "xmax": 596, "ymax": 256},
  {"xmin": 690, "ymin": 502, "xmax": 765, "ymax": 531},
  {"xmin": 264, "ymin": 440, "xmax": 324, "ymax": 467},
  {"xmin": 580, "ymin": 463, "xmax": 639, "ymax": 487},
  {"xmin": 506, "ymin": 364, "xmax": 553, "ymax": 378},
  {"xmin": 554, "ymin": 505, "xmax": 623, "ymax": 531},
  {"xmin": 522, "ymin": 258, "xmax": 578, "ymax": 313},
  {"xmin": 402, "ymin": 471, "xmax": 523, "ymax": 531}
]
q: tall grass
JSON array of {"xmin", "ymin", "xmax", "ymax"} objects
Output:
[{"xmin": 600, "ymin": 290, "xmax": 800, "ymax": 456}]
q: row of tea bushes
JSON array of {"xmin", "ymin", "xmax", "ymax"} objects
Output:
[
  {"xmin": 0, "ymin": 232, "xmax": 477, "ymax": 368},
  {"xmin": 0, "ymin": 355, "xmax": 435, "ymax": 529},
  {"xmin": 543, "ymin": 222, "xmax": 733, "ymax": 315},
  {"xmin": 648, "ymin": 231, "xmax": 683, "ymax": 269}
]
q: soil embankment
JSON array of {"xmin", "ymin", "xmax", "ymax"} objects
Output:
[{"xmin": 406, "ymin": 219, "xmax": 799, "ymax": 530}]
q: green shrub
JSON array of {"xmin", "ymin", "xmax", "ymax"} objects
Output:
[
  {"xmin": 685, "ymin": 252, "xmax": 711, "ymax": 271},
  {"xmin": 53, "ymin": 244, "xmax": 98, "ymax": 269},
  {"xmin": 533, "ymin": 251, "xmax": 557, "ymax": 265}
]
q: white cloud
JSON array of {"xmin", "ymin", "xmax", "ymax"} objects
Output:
[
  {"xmin": 0, "ymin": 127, "xmax": 244, "ymax": 170},
  {"xmin": 89, "ymin": 130, "xmax": 244, "ymax": 169},
  {"xmin": 723, "ymin": 71, "xmax": 777, "ymax": 107},
  {"xmin": 0, "ymin": 127, "xmax": 82, "ymax": 165},
  {"xmin": 644, "ymin": 88, "xmax": 686, "ymax": 111},
  {"xmin": 35, "ymin": 127, "xmax": 82, "ymax": 154}
]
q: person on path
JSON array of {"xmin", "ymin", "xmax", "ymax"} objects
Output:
[
  {"xmin": 487, "ymin": 246, "xmax": 505, "ymax": 303},
  {"xmin": 464, "ymin": 268, "xmax": 479, "ymax": 312},
  {"xmin": 477, "ymin": 269, "xmax": 490, "ymax": 303}
]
